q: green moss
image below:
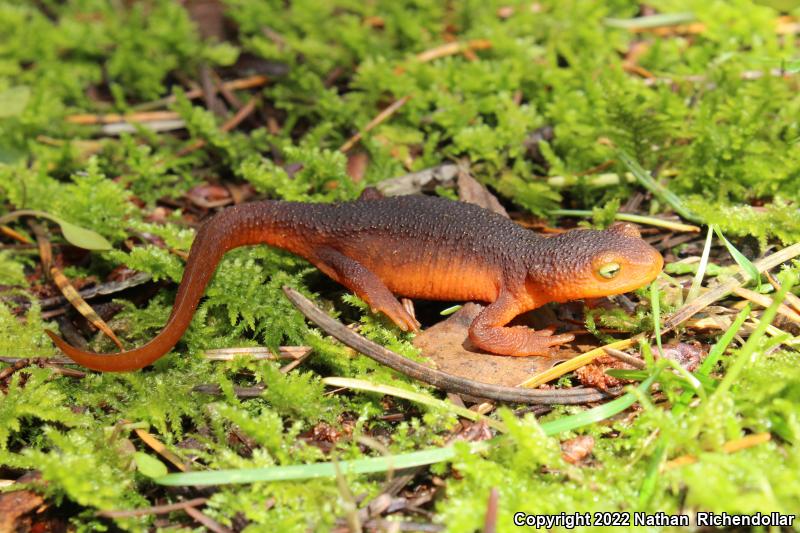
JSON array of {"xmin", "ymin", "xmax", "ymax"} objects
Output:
[
  {"xmin": 0, "ymin": 303, "xmax": 53, "ymax": 357},
  {"xmin": 2, "ymin": 0, "xmax": 800, "ymax": 529}
]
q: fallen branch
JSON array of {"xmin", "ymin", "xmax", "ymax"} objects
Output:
[
  {"xmin": 282, "ymin": 287, "xmax": 606, "ymax": 404},
  {"xmin": 97, "ymin": 498, "xmax": 208, "ymax": 519}
]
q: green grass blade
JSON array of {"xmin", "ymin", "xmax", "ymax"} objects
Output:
[
  {"xmin": 713, "ymin": 226, "xmax": 760, "ymax": 289},
  {"xmin": 714, "ymin": 276, "xmax": 794, "ymax": 398},
  {"xmin": 155, "ymin": 445, "xmax": 472, "ymax": 486},
  {"xmin": 698, "ymin": 304, "xmax": 751, "ymax": 377},
  {"xmin": 156, "ymin": 373, "xmax": 662, "ymax": 486},
  {"xmin": 650, "ymin": 281, "xmax": 663, "ymax": 357},
  {"xmin": 322, "ymin": 377, "xmax": 507, "ymax": 432},
  {"xmin": 604, "ymin": 12, "xmax": 695, "ymax": 29},
  {"xmin": 537, "ymin": 370, "xmax": 661, "ymax": 435},
  {"xmin": 687, "ymin": 225, "xmax": 714, "ymax": 302},
  {"xmin": 637, "ymin": 440, "xmax": 667, "ymax": 507},
  {"xmin": 671, "ymin": 304, "xmax": 751, "ymax": 415},
  {"xmin": 618, "ymin": 151, "xmax": 699, "ymax": 222}
]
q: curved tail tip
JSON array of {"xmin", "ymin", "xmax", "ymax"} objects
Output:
[
  {"xmin": 45, "ymin": 329, "xmax": 82, "ymax": 361},
  {"xmin": 44, "ymin": 328, "xmax": 123, "ymax": 372},
  {"xmin": 45, "ymin": 329, "xmax": 65, "ymax": 349}
]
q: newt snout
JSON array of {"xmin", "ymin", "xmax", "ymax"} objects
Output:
[{"xmin": 533, "ymin": 222, "xmax": 664, "ymax": 303}]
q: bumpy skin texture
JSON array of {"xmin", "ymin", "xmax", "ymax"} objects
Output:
[{"xmin": 46, "ymin": 195, "xmax": 663, "ymax": 371}]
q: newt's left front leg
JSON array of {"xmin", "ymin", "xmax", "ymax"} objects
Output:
[{"xmin": 468, "ymin": 291, "xmax": 574, "ymax": 356}]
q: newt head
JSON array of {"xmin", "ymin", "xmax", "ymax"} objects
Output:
[{"xmin": 530, "ymin": 222, "xmax": 664, "ymax": 303}]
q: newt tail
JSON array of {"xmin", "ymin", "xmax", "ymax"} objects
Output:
[
  {"xmin": 47, "ymin": 204, "xmax": 262, "ymax": 371},
  {"xmin": 47, "ymin": 196, "xmax": 663, "ymax": 371}
]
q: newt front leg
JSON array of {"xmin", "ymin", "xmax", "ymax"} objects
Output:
[{"xmin": 468, "ymin": 290, "xmax": 574, "ymax": 356}]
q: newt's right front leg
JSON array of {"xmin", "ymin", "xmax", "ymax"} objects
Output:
[{"xmin": 468, "ymin": 291, "xmax": 574, "ymax": 356}]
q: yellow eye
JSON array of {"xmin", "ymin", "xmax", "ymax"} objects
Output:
[{"xmin": 598, "ymin": 262, "xmax": 621, "ymax": 279}]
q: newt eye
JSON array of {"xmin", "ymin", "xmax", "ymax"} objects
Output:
[{"xmin": 598, "ymin": 262, "xmax": 621, "ymax": 279}]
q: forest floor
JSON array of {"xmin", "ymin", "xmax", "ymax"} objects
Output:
[{"xmin": 1, "ymin": 1, "xmax": 800, "ymax": 531}]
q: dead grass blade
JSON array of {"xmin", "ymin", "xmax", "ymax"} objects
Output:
[
  {"xmin": 340, "ymin": 96, "xmax": 410, "ymax": 153},
  {"xmin": 50, "ymin": 266, "xmax": 124, "ymax": 350},
  {"xmin": 663, "ymin": 433, "xmax": 771, "ymax": 470},
  {"xmin": 133, "ymin": 427, "xmax": 188, "ymax": 472}
]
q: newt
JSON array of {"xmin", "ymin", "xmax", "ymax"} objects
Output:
[{"xmin": 46, "ymin": 195, "xmax": 663, "ymax": 372}]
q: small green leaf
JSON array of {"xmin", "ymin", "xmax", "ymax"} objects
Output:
[
  {"xmin": 134, "ymin": 452, "xmax": 168, "ymax": 478},
  {"xmin": 0, "ymin": 210, "xmax": 112, "ymax": 251},
  {"xmin": 0, "ymin": 144, "xmax": 25, "ymax": 165},
  {"xmin": 53, "ymin": 216, "xmax": 113, "ymax": 251},
  {"xmin": 0, "ymin": 86, "xmax": 31, "ymax": 118},
  {"xmin": 686, "ymin": 225, "xmax": 714, "ymax": 302},
  {"xmin": 440, "ymin": 304, "xmax": 462, "ymax": 316}
]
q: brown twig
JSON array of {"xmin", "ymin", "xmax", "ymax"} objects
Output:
[
  {"xmin": 282, "ymin": 287, "xmax": 607, "ymax": 404},
  {"xmin": 65, "ymin": 111, "xmax": 181, "ymax": 125},
  {"xmin": 0, "ymin": 356, "xmax": 74, "ymax": 365},
  {"xmin": 0, "ymin": 224, "xmax": 31, "ymax": 244},
  {"xmin": 40, "ymin": 362, "xmax": 86, "ymax": 378},
  {"xmin": 663, "ymin": 243, "xmax": 800, "ymax": 333},
  {"xmin": 176, "ymin": 96, "xmax": 259, "ymax": 157},
  {"xmin": 411, "ymin": 39, "xmax": 492, "ymax": 64},
  {"xmin": 0, "ymin": 359, "xmax": 30, "ymax": 383},
  {"xmin": 29, "ymin": 221, "xmax": 123, "ymax": 349},
  {"xmin": 193, "ymin": 384, "xmax": 266, "ymax": 398},
  {"xmin": 483, "ymin": 488, "xmax": 499, "ymax": 533},
  {"xmin": 279, "ymin": 347, "xmax": 314, "ymax": 373},
  {"xmin": 603, "ymin": 347, "xmax": 647, "ymax": 369},
  {"xmin": 35, "ymin": 272, "xmax": 152, "ymax": 310},
  {"xmin": 184, "ymin": 506, "xmax": 233, "ymax": 533},
  {"xmin": 203, "ymin": 345, "xmax": 311, "ymax": 361},
  {"xmin": 765, "ymin": 271, "xmax": 800, "ymax": 315},
  {"xmin": 97, "ymin": 498, "xmax": 208, "ymax": 519},
  {"xmin": 133, "ymin": 427, "xmax": 188, "ymax": 472},
  {"xmin": 732, "ymin": 286, "xmax": 800, "ymax": 324},
  {"xmin": 131, "ymin": 74, "xmax": 271, "ymax": 112},
  {"xmin": 50, "ymin": 266, "xmax": 124, "ymax": 350},
  {"xmin": 340, "ymin": 96, "xmax": 410, "ymax": 153}
]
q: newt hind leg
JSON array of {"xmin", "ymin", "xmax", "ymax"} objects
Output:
[
  {"xmin": 313, "ymin": 247, "xmax": 421, "ymax": 332},
  {"xmin": 468, "ymin": 292, "xmax": 574, "ymax": 356}
]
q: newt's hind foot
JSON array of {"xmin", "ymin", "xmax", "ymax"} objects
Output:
[{"xmin": 313, "ymin": 247, "xmax": 421, "ymax": 333}]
